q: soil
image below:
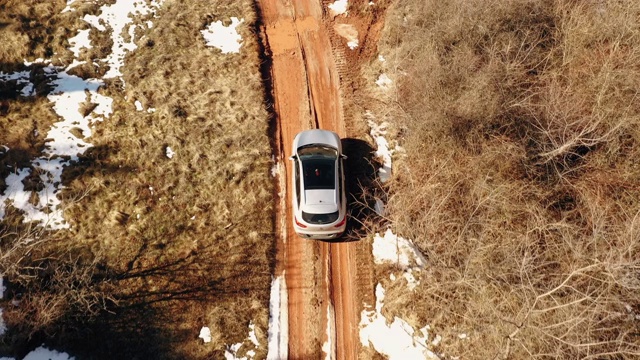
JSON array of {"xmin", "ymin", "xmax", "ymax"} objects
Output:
[{"xmin": 256, "ymin": 0, "xmax": 387, "ymax": 358}]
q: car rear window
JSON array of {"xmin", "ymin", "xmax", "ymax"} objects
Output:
[{"xmin": 302, "ymin": 211, "xmax": 339, "ymax": 224}]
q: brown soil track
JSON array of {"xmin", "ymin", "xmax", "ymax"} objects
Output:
[{"xmin": 257, "ymin": 0, "xmax": 383, "ymax": 358}]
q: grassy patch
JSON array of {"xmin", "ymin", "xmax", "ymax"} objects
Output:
[
  {"xmin": 378, "ymin": 0, "xmax": 640, "ymax": 358},
  {"xmin": 0, "ymin": 0, "xmax": 274, "ymax": 358}
]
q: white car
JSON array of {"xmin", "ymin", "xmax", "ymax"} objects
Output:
[{"xmin": 289, "ymin": 129, "xmax": 347, "ymax": 239}]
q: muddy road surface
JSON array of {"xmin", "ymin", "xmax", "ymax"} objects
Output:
[{"xmin": 257, "ymin": 0, "xmax": 384, "ymax": 358}]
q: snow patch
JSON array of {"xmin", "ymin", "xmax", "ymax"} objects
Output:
[
  {"xmin": 372, "ymin": 229, "xmax": 427, "ymax": 269},
  {"xmin": 267, "ymin": 274, "xmax": 288, "ymax": 360},
  {"xmin": 376, "ymin": 73, "xmax": 393, "ymax": 89},
  {"xmin": 199, "ymin": 327, "xmax": 212, "ymax": 343},
  {"xmin": 0, "ymin": 346, "xmax": 75, "ymax": 360},
  {"xmin": 322, "ymin": 305, "xmax": 335, "ymax": 360},
  {"xmin": 366, "ymin": 113, "xmax": 393, "ymax": 182},
  {"xmin": 0, "ymin": 70, "xmax": 34, "ymax": 97},
  {"xmin": 1, "ymin": 0, "xmax": 159, "ymax": 229},
  {"xmin": 68, "ymin": 29, "xmax": 92, "ymax": 58},
  {"xmin": 201, "ymin": 17, "xmax": 245, "ymax": 54},
  {"xmin": 1, "ymin": 64, "xmax": 112, "ymax": 229},
  {"xmin": 270, "ymin": 156, "xmax": 280, "ymax": 178},
  {"xmin": 62, "ymin": 0, "xmax": 78, "ymax": 13},
  {"xmin": 333, "ymin": 24, "xmax": 358, "ymax": 49},
  {"xmin": 328, "ymin": 0, "xmax": 348, "ymax": 16},
  {"xmin": 403, "ymin": 269, "xmax": 419, "ymax": 290},
  {"xmin": 248, "ymin": 322, "xmax": 259, "ymax": 347},
  {"xmin": 83, "ymin": 0, "xmax": 163, "ymax": 79},
  {"xmin": 360, "ymin": 284, "xmax": 440, "ymax": 359},
  {"xmin": 224, "ymin": 321, "xmax": 260, "ymax": 360},
  {"xmin": 165, "ymin": 146, "xmax": 175, "ymax": 159}
]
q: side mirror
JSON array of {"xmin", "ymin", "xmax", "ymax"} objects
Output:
[
  {"xmin": 289, "ymin": 155, "xmax": 296, "ymax": 161},
  {"xmin": 341, "ymin": 154, "xmax": 348, "ymax": 160}
]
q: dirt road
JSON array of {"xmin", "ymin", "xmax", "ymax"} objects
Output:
[{"xmin": 256, "ymin": 0, "xmax": 363, "ymax": 358}]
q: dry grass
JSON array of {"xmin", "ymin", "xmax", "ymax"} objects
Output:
[
  {"xmin": 377, "ymin": 0, "xmax": 640, "ymax": 358},
  {"xmin": 1, "ymin": 0, "xmax": 273, "ymax": 358}
]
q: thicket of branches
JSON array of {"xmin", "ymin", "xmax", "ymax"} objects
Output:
[
  {"xmin": 381, "ymin": 0, "xmax": 640, "ymax": 358},
  {"xmin": 0, "ymin": 222, "xmax": 115, "ymax": 348}
]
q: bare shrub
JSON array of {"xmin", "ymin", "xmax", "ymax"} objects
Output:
[
  {"xmin": 1, "ymin": 224, "xmax": 115, "ymax": 339},
  {"xmin": 379, "ymin": 0, "xmax": 640, "ymax": 358}
]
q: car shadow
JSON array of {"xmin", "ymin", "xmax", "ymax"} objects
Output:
[{"xmin": 316, "ymin": 137, "xmax": 384, "ymax": 243}]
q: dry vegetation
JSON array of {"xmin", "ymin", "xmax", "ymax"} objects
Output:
[
  {"xmin": 1, "ymin": 0, "xmax": 274, "ymax": 359},
  {"xmin": 377, "ymin": 0, "xmax": 640, "ymax": 358}
]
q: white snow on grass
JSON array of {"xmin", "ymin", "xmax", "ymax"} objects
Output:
[
  {"xmin": 360, "ymin": 284, "xmax": 440, "ymax": 360},
  {"xmin": 403, "ymin": 269, "xmax": 419, "ymax": 290},
  {"xmin": 366, "ymin": 113, "xmax": 393, "ymax": 183},
  {"xmin": 0, "ymin": 165, "xmax": 70, "ymax": 229},
  {"xmin": 266, "ymin": 274, "xmax": 288, "ymax": 360},
  {"xmin": 334, "ymin": 23, "xmax": 359, "ymax": 50},
  {"xmin": 0, "ymin": 169, "xmax": 30, "ymax": 220},
  {"xmin": 248, "ymin": 321, "xmax": 259, "ymax": 347},
  {"xmin": 133, "ymin": 99, "xmax": 155, "ymax": 113},
  {"xmin": 201, "ymin": 17, "xmax": 245, "ymax": 54},
  {"xmin": 62, "ymin": 0, "xmax": 78, "ymax": 13},
  {"xmin": 165, "ymin": 146, "xmax": 175, "ymax": 159},
  {"xmin": 0, "ymin": 63, "xmax": 113, "ymax": 229},
  {"xmin": 373, "ymin": 229, "xmax": 427, "ymax": 290},
  {"xmin": 0, "ymin": 70, "xmax": 34, "ymax": 97},
  {"xmin": 328, "ymin": 0, "xmax": 348, "ymax": 16},
  {"xmin": 376, "ymin": 73, "xmax": 393, "ymax": 89},
  {"xmin": 67, "ymin": 29, "xmax": 92, "ymax": 58},
  {"xmin": 373, "ymin": 228, "xmax": 427, "ymax": 269},
  {"xmin": 0, "ymin": 346, "xmax": 75, "ymax": 360},
  {"xmin": 363, "ymin": 230, "xmax": 440, "ymax": 358},
  {"xmin": 224, "ymin": 321, "xmax": 261, "ymax": 360},
  {"xmin": 0, "ymin": 0, "xmax": 161, "ymax": 229},
  {"xmin": 199, "ymin": 327, "xmax": 212, "ymax": 343},
  {"xmin": 46, "ymin": 67, "xmax": 113, "ymax": 157},
  {"xmin": 83, "ymin": 0, "xmax": 163, "ymax": 79}
]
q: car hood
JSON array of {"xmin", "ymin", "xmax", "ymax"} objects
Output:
[{"xmin": 303, "ymin": 189, "xmax": 339, "ymax": 213}]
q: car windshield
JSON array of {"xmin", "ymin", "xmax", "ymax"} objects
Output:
[{"xmin": 298, "ymin": 145, "xmax": 337, "ymax": 190}]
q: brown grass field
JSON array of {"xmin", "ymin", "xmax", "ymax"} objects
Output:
[
  {"xmin": 1, "ymin": 0, "xmax": 273, "ymax": 359},
  {"xmin": 376, "ymin": 0, "xmax": 640, "ymax": 358},
  {"xmin": 2, "ymin": 0, "xmax": 640, "ymax": 359}
]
